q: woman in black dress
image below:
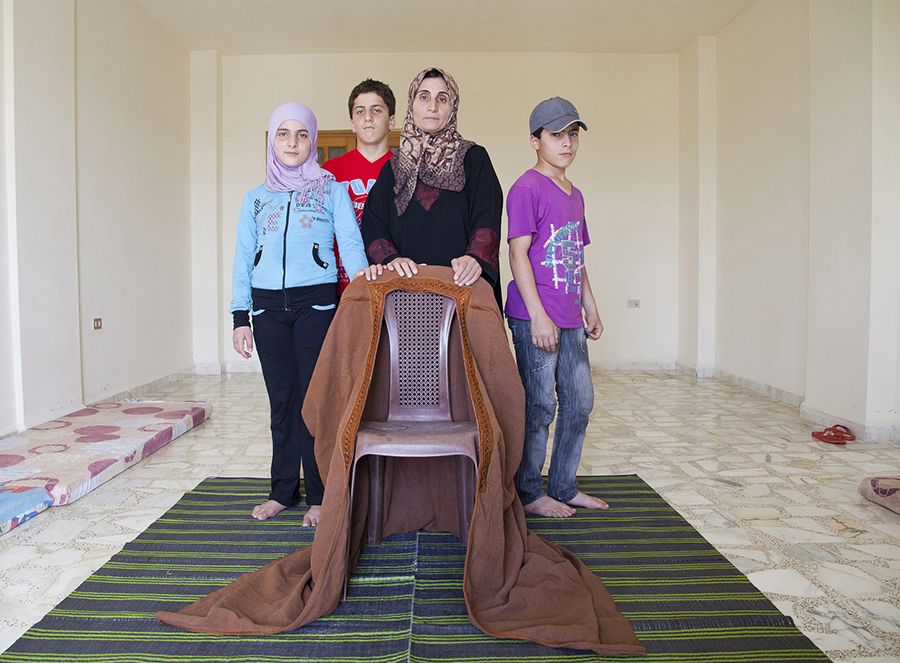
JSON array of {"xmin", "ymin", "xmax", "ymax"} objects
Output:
[{"xmin": 361, "ymin": 67, "xmax": 503, "ymax": 307}]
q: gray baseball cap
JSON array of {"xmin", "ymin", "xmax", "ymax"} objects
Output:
[{"xmin": 529, "ymin": 97, "xmax": 588, "ymax": 134}]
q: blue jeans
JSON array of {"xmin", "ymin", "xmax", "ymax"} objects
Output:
[{"xmin": 507, "ymin": 317, "xmax": 594, "ymax": 505}]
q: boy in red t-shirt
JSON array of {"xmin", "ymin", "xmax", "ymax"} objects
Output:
[{"xmin": 323, "ymin": 79, "xmax": 396, "ymax": 295}]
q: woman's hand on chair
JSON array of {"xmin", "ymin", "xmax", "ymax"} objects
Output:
[
  {"xmin": 354, "ymin": 264, "xmax": 384, "ymax": 281},
  {"xmin": 451, "ymin": 255, "xmax": 481, "ymax": 287},
  {"xmin": 387, "ymin": 257, "xmax": 419, "ymax": 278}
]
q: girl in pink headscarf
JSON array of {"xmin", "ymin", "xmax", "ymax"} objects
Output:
[{"xmin": 229, "ymin": 102, "xmax": 370, "ymax": 525}]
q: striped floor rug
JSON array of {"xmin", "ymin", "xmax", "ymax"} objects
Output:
[{"xmin": 0, "ymin": 475, "xmax": 829, "ymax": 662}]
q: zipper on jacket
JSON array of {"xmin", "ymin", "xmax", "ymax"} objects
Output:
[{"xmin": 282, "ymin": 192, "xmax": 292, "ymax": 310}]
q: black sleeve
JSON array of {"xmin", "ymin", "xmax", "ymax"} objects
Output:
[
  {"xmin": 463, "ymin": 145, "xmax": 503, "ymax": 287},
  {"xmin": 361, "ymin": 161, "xmax": 402, "ymax": 265},
  {"xmin": 233, "ymin": 310, "xmax": 250, "ymax": 329}
]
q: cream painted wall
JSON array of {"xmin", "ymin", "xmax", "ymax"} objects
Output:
[
  {"xmin": 8, "ymin": 0, "xmax": 82, "ymax": 427},
  {"xmin": 805, "ymin": 0, "xmax": 873, "ymax": 425},
  {"xmin": 219, "ymin": 52, "xmax": 679, "ymax": 368},
  {"xmin": 715, "ymin": 0, "xmax": 810, "ymax": 398},
  {"xmin": 677, "ymin": 40, "xmax": 700, "ymax": 370},
  {"xmin": 869, "ymin": 0, "xmax": 900, "ymax": 430},
  {"xmin": 881, "ymin": 0, "xmax": 900, "ymax": 435},
  {"xmin": 76, "ymin": 0, "xmax": 192, "ymax": 403},
  {"xmin": 0, "ymin": 0, "xmax": 891, "ymax": 438},
  {"xmin": 677, "ymin": 37, "xmax": 716, "ymax": 374},
  {"xmin": 695, "ymin": 39, "xmax": 717, "ymax": 373},
  {"xmin": 0, "ymin": 2, "xmax": 15, "ymax": 436},
  {"xmin": 190, "ymin": 50, "xmax": 225, "ymax": 373}
]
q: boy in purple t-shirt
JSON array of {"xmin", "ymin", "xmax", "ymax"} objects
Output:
[{"xmin": 505, "ymin": 97, "xmax": 607, "ymax": 518}]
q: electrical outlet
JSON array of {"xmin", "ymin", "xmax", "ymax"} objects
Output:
[
  {"xmin": 93, "ymin": 318, "xmax": 102, "ymax": 330},
  {"xmin": 627, "ymin": 300, "xmax": 640, "ymax": 309}
]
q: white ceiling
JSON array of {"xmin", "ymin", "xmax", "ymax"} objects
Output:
[{"xmin": 131, "ymin": 0, "xmax": 757, "ymax": 55}]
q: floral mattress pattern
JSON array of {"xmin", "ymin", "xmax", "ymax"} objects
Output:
[
  {"xmin": 0, "ymin": 400, "xmax": 211, "ymax": 534},
  {"xmin": 859, "ymin": 476, "xmax": 900, "ymax": 515}
]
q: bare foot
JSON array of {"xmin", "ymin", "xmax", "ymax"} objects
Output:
[
  {"xmin": 522, "ymin": 495, "xmax": 576, "ymax": 518},
  {"xmin": 252, "ymin": 499, "xmax": 288, "ymax": 520},
  {"xmin": 567, "ymin": 491, "xmax": 609, "ymax": 510},
  {"xmin": 302, "ymin": 505, "xmax": 321, "ymax": 527}
]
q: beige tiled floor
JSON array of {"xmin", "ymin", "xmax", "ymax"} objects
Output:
[{"xmin": 2, "ymin": 370, "xmax": 900, "ymax": 662}]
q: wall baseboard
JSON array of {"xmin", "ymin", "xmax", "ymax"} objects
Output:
[
  {"xmin": 92, "ymin": 367, "xmax": 198, "ymax": 405},
  {"xmin": 80, "ymin": 362, "xmax": 897, "ymax": 445},
  {"xmin": 224, "ymin": 361, "xmax": 263, "ymax": 374},
  {"xmin": 0, "ymin": 426, "xmax": 22, "ymax": 442},
  {"xmin": 695, "ymin": 371, "xmax": 899, "ymax": 443},
  {"xmin": 800, "ymin": 402, "xmax": 897, "ymax": 444},
  {"xmin": 800, "ymin": 402, "xmax": 859, "ymax": 437},
  {"xmin": 865, "ymin": 424, "xmax": 896, "ymax": 443},
  {"xmin": 712, "ymin": 369, "xmax": 804, "ymax": 407},
  {"xmin": 193, "ymin": 363, "xmax": 223, "ymax": 375},
  {"xmin": 675, "ymin": 362, "xmax": 714, "ymax": 378},
  {"xmin": 592, "ymin": 361, "xmax": 677, "ymax": 371}
]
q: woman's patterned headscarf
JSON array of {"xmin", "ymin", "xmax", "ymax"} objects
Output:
[{"xmin": 391, "ymin": 67, "xmax": 474, "ymax": 216}]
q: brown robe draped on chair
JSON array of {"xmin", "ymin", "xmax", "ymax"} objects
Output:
[{"xmin": 156, "ymin": 265, "xmax": 645, "ymax": 656}]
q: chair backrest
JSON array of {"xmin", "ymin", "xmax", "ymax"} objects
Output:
[{"xmin": 382, "ymin": 290, "xmax": 457, "ymax": 422}]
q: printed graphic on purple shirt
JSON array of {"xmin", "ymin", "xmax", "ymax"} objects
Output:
[{"xmin": 541, "ymin": 221, "xmax": 585, "ymax": 299}]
